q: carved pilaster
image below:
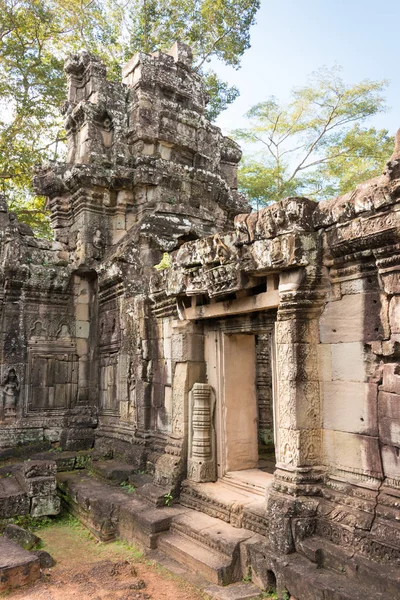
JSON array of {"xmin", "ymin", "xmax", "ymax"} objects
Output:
[
  {"xmin": 187, "ymin": 382, "xmax": 216, "ymax": 483},
  {"xmin": 274, "ymin": 275, "xmax": 326, "ymax": 494}
]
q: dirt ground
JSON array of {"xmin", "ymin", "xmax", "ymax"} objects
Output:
[{"xmin": 1, "ymin": 516, "xmax": 210, "ymax": 600}]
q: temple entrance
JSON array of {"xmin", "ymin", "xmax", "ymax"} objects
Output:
[{"xmin": 204, "ymin": 313, "xmax": 277, "ymax": 497}]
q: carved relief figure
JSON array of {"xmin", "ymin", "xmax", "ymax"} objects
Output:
[
  {"xmin": 57, "ymin": 324, "xmax": 71, "ymax": 338},
  {"xmin": 30, "ymin": 321, "xmax": 47, "ymax": 338},
  {"xmin": 214, "ymin": 233, "xmax": 232, "ymax": 264},
  {"xmin": 92, "ymin": 228, "xmax": 104, "ymax": 259},
  {"xmin": 75, "ymin": 230, "xmax": 84, "ymax": 263},
  {"xmin": 2, "ymin": 368, "xmax": 20, "ymax": 420},
  {"xmin": 125, "ymin": 360, "xmax": 137, "ymax": 424},
  {"xmin": 270, "ymin": 236, "xmax": 284, "ymax": 266}
]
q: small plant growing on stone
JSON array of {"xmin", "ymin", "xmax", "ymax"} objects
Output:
[
  {"xmin": 242, "ymin": 567, "xmax": 252, "ymax": 583},
  {"xmin": 120, "ymin": 481, "xmax": 135, "ymax": 493},
  {"xmin": 164, "ymin": 491, "xmax": 173, "ymax": 506},
  {"xmin": 154, "ymin": 252, "xmax": 171, "ymax": 271}
]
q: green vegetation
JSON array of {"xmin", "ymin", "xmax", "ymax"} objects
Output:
[
  {"xmin": 154, "ymin": 252, "xmax": 172, "ymax": 271},
  {"xmin": 234, "ymin": 66, "xmax": 394, "ymax": 206},
  {"xmin": 163, "ymin": 490, "xmax": 174, "ymax": 506},
  {"xmin": 5, "ymin": 514, "xmax": 53, "ymax": 531},
  {"xmin": 120, "ymin": 480, "xmax": 136, "ymax": 493},
  {"xmin": 0, "ymin": 0, "xmax": 260, "ymax": 236}
]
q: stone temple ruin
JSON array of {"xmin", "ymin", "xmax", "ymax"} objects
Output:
[{"xmin": 0, "ymin": 41, "xmax": 399, "ymax": 599}]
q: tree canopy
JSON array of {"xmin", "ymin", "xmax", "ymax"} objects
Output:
[
  {"xmin": 234, "ymin": 67, "xmax": 394, "ymax": 207},
  {"xmin": 0, "ymin": 0, "xmax": 260, "ymax": 236}
]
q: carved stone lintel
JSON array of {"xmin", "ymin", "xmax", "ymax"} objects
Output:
[{"xmin": 187, "ymin": 382, "xmax": 216, "ymax": 483}]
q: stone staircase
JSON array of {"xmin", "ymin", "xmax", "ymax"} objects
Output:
[
  {"xmin": 57, "ymin": 469, "xmax": 262, "ymax": 599},
  {"xmin": 158, "ymin": 510, "xmax": 256, "ymax": 585},
  {"xmin": 56, "ymin": 465, "xmax": 400, "ymax": 600}
]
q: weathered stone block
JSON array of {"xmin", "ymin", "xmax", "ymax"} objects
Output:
[
  {"xmin": 317, "ymin": 344, "xmax": 332, "ymax": 382},
  {"xmin": 323, "ymin": 430, "xmax": 383, "ymax": 478},
  {"xmin": 23, "ymin": 460, "xmax": 56, "ymax": 479},
  {"xmin": 30, "ymin": 494, "xmax": 61, "ymax": 517},
  {"xmin": 171, "ymin": 332, "xmax": 204, "ymax": 362},
  {"xmin": 322, "ymin": 381, "xmax": 378, "ymax": 435},
  {"xmin": 378, "ymin": 390, "xmax": 400, "ymax": 419},
  {"xmin": 320, "ymin": 293, "xmax": 388, "ymax": 343},
  {"xmin": 330, "ymin": 342, "xmax": 366, "ymax": 382},
  {"xmin": 379, "ymin": 392, "xmax": 400, "ymax": 446},
  {"xmin": 389, "ymin": 295, "xmax": 400, "ymax": 333},
  {"xmin": 60, "ymin": 427, "xmax": 95, "ymax": 451},
  {"xmin": 76, "ymin": 320, "xmax": 90, "ymax": 338},
  {"xmin": 381, "ymin": 363, "xmax": 400, "ymax": 394},
  {"xmin": 277, "ymin": 343, "xmax": 319, "ymax": 383},
  {"xmin": 32, "ymin": 549, "xmax": 56, "ymax": 568},
  {"xmin": 19, "ymin": 475, "xmax": 57, "ymax": 498},
  {"xmin": 381, "ymin": 271, "xmax": 400, "ymax": 295},
  {"xmin": 3, "ymin": 524, "xmax": 40, "ymax": 550},
  {"xmin": 0, "ymin": 537, "xmax": 40, "ymax": 592},
  {"xmin": 0, "ymin": 478, "xmax": 29, "ymax": 519},
  {"xmin": 381, "ymin": 444, "xmax": 400, "ymax": 479},
  {"xmin": 276, "ymin": 318, "xmax": 319, "ymax": 345}
]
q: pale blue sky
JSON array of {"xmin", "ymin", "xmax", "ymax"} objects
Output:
[{"xmin": 214, "ymin": 0, "xmax": 399, "ymax": 138}]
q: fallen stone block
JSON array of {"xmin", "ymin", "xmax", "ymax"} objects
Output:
[
  {"xmin": 0, "ymin": 536, "xmax": 40, "ymax": 592},
  {"xmin": 3, "ymin": 524, "xmax": 41, "ymax": 550},
  {"xmin": 32, "ymin": 549, "xmax": 56, "ymax": 568}
]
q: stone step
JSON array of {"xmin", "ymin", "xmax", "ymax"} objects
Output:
[
  {"xmin": 180, "ymin": 479, "xmax": 263, "ymax": 527},
  {"xmin": 91, "ymin": 460, "xmax": 137, "ymax": 484},
  {"xmin": 157, "ymin": 508, "xmax": 258, "ymax": 586},
  {"xmin": 298, "ymin": 534, "xmax": 400, "ymax": 597},
  {"xmin": 57, "ymin": 471, "xmax": 132, "ymax": 541},
  {"xmin": 169, "ymin": 510, "xmax": 255, "ymax": 557},
  {"xmin": 158, "ymin": 532, "xmax": 236, "ymax": 586},
  {"xmin": 221, "ymin": 469, "xmax": 274, "ymax": 497},
  {"xmin": 0, "ymin": 536, "xmax": 40, "ymax": 592},
  {"xmin": 31, "ymin": 450, "xmax": 92, "ymax": 471},
  {"xmin": 135, "ymin": 482, "xmax": 173, "ymax": 507},
  {"xmin": 118, "ymin": 497, "xmax": 188, "ymax": 549},
  {"xmin": 58, "ymin": 470, "xmax": 184, "ymax": 549},
  {"xmin": 150, "ymin": 548, "xmax": 262, "ymax": 600}
]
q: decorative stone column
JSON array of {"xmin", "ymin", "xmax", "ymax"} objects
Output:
[
  {"xmin": 274, "ymin": 269, "xmax": 326, "ymax": 496},
  {"xmin": 187, "ymin": 382, "xmax": 216, "ymax": 483}
]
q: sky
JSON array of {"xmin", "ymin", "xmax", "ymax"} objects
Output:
[{"xmin": 213, "ymin": 0, "xmax": 399, "ymax": 138}]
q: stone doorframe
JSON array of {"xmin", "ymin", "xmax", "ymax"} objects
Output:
[
  {"xmin": 203, "ymin": 317, "xmax": 276, "ymax": 480},
  {"xmin": 177, "ymin": 270, "xmax": 326, "ymax": 497}
]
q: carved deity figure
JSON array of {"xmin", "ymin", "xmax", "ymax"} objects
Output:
[
  {"xmin": 270, "ymin": 236, "xmax": 284, "ymax": 266},
  {"xmin": 2, "ymin": 368, "xmax": 20, "ymax": 420},
  {"xmin": 92, "ymin": 228, "xmax": 104, "ymax": 259},
  {"xmin": 127, "ymin": 361, "xmax": 137, "ymax": 424},
  {"xmin": 75, "ymin": 230, "xmax": 84, "ymax": 263},
  {"xmin": 214, "ymin": 233, "xmax": 232, "ymax": 264}
]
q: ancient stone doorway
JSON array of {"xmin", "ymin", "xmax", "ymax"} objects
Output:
[{"xmin": 204, "ymin": 314, "xmax": 276, "ymax": 495}]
